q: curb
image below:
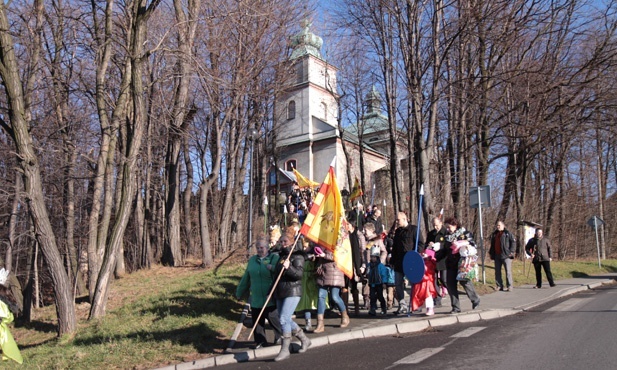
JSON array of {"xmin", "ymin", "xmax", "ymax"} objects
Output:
[{"xmin": 152, "ymin": 278, "xmax": 615, "ymax": 370}]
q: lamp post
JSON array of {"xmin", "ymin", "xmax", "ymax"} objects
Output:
[{"xmin": 247, "ymin": 128, "xmax": 259, "ymax": 255}]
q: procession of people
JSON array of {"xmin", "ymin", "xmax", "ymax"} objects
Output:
[{"xmin": 237, "ymin": 181, "xmax": 554, "ymax": 361}]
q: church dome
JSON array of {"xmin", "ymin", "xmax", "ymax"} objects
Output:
[{"xmin": 290, "ymin": 20, "xmax": 323, "ymax": 59}]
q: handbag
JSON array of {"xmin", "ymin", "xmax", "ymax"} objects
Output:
[{"xmin": 456, "ymin": 255, "xmax": 478, "ymax": 281}]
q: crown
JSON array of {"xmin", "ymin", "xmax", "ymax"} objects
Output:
[{"xmin": 0, "ymin": 268, "xmax": 9, "ymax": 286}]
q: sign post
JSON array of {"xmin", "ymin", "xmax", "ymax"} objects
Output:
[
  {"xmin": 587, "ymin": 216, "xmax": 605, "ymax": 268},
  {"xmin": 470, "ymin": 185, "xmax": 491, "ymax": 284}
]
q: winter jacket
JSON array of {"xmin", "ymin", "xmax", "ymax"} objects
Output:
[
  {"xmin": 274, "ymin": 248, "xmax": 306, "ymax": 298},
  {"xmin": 315, "ymin": 250, "xmax": 346, "ymax": 288},
  {"xmin": 489, "ymin": 229, "xmax": 516, "ymax": 260},
  {"xmin": 435, "ymin": 227, "xmax": 476, "ymax": 271},
  {"xmin": 236, "ymin": 253, "xmax": 280, "ymax": 308},
  {"xmin": 367, "ymin": 260, "xmax": 388, "ymax": 287},
  {"xmin": 427, "ymin": 226, "xmax": 447, "ymax": 270},
  {"xmin": 390, "ymin": 223, "xmax": 424, "ymax": 273},
  {"xmin": 525, "ymin": 236, "xmax": 552, "ymax": 262}
]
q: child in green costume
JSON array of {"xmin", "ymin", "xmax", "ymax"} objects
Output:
[{"xmin": 0, "ymin": 268, "xmax": 23, "ymax": 365}]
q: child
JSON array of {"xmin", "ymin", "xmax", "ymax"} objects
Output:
[
  {"xmin": 411, "ymin": 249, "xmax": 438, "ymax": 316},
  {"xmin": 384, "ymin": 257, "xmax": 396, "ymax": 309},
  {"xmin": 366, "ymin": 246, "xmax": 388, "ymax": 315},
  {"xmin": 0, "ymin": 268, "xmax": 23, "ymax": 365}
]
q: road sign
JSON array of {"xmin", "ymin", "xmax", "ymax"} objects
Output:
[
  {"xmin": 469, "ymin": 185, "xmax": 491, "ymax": 209},
  {"xmin": 587, "ymin": 216, "xmax": 605, "ymax": 229}
]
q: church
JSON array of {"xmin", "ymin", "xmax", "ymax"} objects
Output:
[{"xmin": 268, "ymin": 21, "xmax": 407, "ymax": 210}]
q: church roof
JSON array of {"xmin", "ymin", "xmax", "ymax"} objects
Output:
[{"xmin": 290, "ymin": 20, "xmax": 323, "ymax": 60}]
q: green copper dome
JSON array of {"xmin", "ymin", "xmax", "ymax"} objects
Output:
[{"xmin": 290, "ymin": 20, "xmax": 323, "ymax": 59}]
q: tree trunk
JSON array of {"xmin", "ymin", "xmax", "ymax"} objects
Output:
[
  {"xmin": 89, "ymin": 0, "xmax": 156, "ymax": 319},
  {"xmin": 0, "ymin": 1, "xmax": 76, "ymax": 336}
]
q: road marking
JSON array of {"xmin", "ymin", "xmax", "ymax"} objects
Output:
[
  {"xmin": 545, "ymin": 298, "xmax": 590, "ymax": 312},
  {"xmin": 387, "ymin": 326, "xmax": 485, "ymax": 368},
  {"xmin": 389, "ymin": 347, "xmax": 445, "ymax": 367},
  {"xmin": 450, "ymin": 326, "xmax": 486, "ymax": 338}
]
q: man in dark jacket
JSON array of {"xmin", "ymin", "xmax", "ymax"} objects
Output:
[
  {"xmin": 489, "ymin": 221, "xmax": 516, "ymax": 291},
  {"xmin": 525, "ymin": 228, "xmax": 555, "ymax": 288},
  {"xmin": 389, "ymin": 212, "xmax": 424, "ymax": 314}
]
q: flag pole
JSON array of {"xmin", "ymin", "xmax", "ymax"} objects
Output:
[
  {"xmin": 248, "ymin": 231, "xmax": 303, "ymax": 340},
  {"xmin": 264, "ymin": 196, "xmax": 268, "ymax": 235},
  {"xmin": 383, "ymin": 199, "xmax": 387, "ymax": 231},
  {"xmin": 408, "ymin": 184, "xmax": 424, "ymax": 317},
  {"xmin": 370, "ymin": 183, "xmax": 376, "ymax": 207}
]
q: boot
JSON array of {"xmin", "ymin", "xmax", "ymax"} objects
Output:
[
  {"xmin": 274, "ymin": 335, "xmax": 291, "ymax": 362},
  {"xmin": 313, "ymin": 314, "xmax": 325, "ymax": 333},
  {"xmin": 386, "ymin": 286, "xmax": 394, "ymax": 309},
  {"xmin": 293, "ymin": 328, "xmax": 312, "ymax": 353},
  {"xmin": 304, "ymin": 315, "xmax": 312, "ymax": 332},
  {"xmin": 340, "ymin": 310, "xmax": 350, "ymax": 328}
]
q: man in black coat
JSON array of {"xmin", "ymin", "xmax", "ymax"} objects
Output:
[
  {"xmin": 489, "ymin": 220, "xmax": 516, "ymax": 291},
  {"xmin": 389, "ymin": 212, "xmax": 424, "ymax": 314}
]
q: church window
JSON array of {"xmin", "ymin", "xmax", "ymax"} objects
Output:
[
  {"xmin": 287, "ymin": 101, "xmax": 296, "ymax": 120},
  {"xmin": 286, "ymin": 159, "xmax": 297, "ymax": 172}
]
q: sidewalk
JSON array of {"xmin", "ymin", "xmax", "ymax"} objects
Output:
[{"xmin": 154, "ymin": 274, "xmax": 617, "ymax": 370}]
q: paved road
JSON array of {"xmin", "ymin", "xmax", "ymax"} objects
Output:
[
  {"xmin": 153, "ymin": 274, "xmax": 617, "ymax": 369},
  {"xmin": 212, "ymin": 284, "xmax": 617, "ymax": 370}
]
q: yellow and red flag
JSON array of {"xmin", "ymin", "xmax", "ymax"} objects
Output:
[
  {"xmin": 300, "ymin": 160, "xmax": 353, "ymax": 278},
  {"xmin": 292, "ymin": 168, "xmax": 320, "ymax": 188},
  {"xmin": 349, "ymin": 176, "xmax": 363, "ymax": 202}
]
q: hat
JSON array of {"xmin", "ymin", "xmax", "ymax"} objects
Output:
[{"xmin": 370, "ymin": 245, "xmax": 381, "ymax": 257}]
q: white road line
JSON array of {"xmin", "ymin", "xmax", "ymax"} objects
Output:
[
  {"xmin": 390, "ymin": 347, "xmax": 445, "ymax": 367},
  {"xmin": 387, "ymin": 327, "xmax": 486, "ymax": 368},
  {"xmin": 450, "ymin": 326, "xmax": 486, "ymax": 338},
  {"xmin": 545, "ymin": 298, "xmax": 590, "ymax": 312}
]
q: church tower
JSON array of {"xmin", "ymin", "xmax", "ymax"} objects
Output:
[{"xmin": 274, "ymin": 21, "xmax": 342, "ymax": 185}]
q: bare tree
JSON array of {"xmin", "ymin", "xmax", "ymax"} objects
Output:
[{"xmin": 0, "ymin": 0, "xmax": 76, "ymax": 335}]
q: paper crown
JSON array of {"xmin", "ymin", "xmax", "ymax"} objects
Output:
[{"xmin": 0, "ymin": 268, "xmax": 9, "ymax": 286}]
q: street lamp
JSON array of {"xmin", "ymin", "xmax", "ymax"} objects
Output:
[{"xmin": 247, "ymin": 128, "xmax": 259, "ymax": 256}]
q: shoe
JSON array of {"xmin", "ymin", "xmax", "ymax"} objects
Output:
[
  {"xmin": 472, "ymin": 301, "xmax": 480, "ymax": 309},
  {"xmin": 396, "ymin": 306, "xmax": 408, "ymax": 315},
  {"xmin": 498, "ymin": 286, "xmax": 504, "ymax": 291},
  {"xmin": 506, "ymin": 287, "xmax": 512, "ymax": 292},
  {"xmin": 380, "ymin": 310, "xmax": 387, "ymax": 315},
  {"xmin": 368, "ymin": 309, "xmax": 376, "ymax": 316},
  {"xmin": 549, "ymin": 284, "xmax": 556, "ymax": 287},
  {"xmin": 449, "ymin": 309, "xmax": 461, "ymax": 314},
  {"xmin": 533, "ymin": 286, "xmax": 541, "ymax": 289},
  {"xmin": 426, "ymin": 308, "xmax": 434, "ymax": 316},
  {"xmin": 255, "ymin": 342, "xmax": 266, "ymax": 349}
]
